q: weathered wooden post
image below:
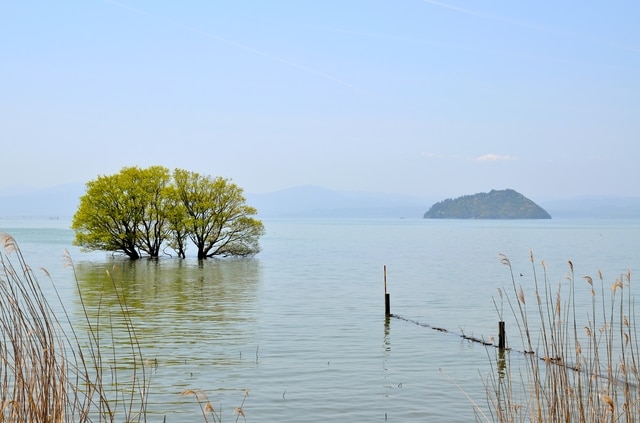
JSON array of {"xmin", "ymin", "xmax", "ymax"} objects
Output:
[
  {"xmin": 384, "ymin": 265, "xmax": 391, "ymax": 316},
  {"xmin": 498, "ymin": 321, "xmax": 506, "ymax": 349}
]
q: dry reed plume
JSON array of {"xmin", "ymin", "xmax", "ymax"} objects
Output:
[
  {"xmin": 180, "ymin": 389, "xmax": 248, "ymax": 423},
  {"xmin": 481, "ymin": 251, "xmax": 639, "ymax": 422}
]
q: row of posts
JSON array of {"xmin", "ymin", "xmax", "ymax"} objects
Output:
[{"xmin": 384, "ymin": 265, "xmax": 506, "ymax": 350}]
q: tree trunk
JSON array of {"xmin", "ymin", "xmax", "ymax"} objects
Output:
[{"xmin": 125, "ymin": 248, "xmax": 140, "ymax": 260}]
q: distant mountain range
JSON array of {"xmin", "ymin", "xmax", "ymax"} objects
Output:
[
  {"xmin": 246, "ymin": 187, "xmax": 640, "ymax": 219},
  {"xmin": 246, "ymin": 185, "xmax": 431, "ymax": 218},
  {"xmin": 0, "ymin": 183, "xmax": 639, "ymax": 219},
  {"xmin": 537, "ymin": 197, "xmax": 640, "ymax": 219}
]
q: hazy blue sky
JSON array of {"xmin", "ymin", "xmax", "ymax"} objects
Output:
[{"xmin": 2, "ymin": 1, "xmax": 639, "ymax": 200}]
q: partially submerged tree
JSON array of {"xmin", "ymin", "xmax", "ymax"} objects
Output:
[
  {"xmin": 171, "ymin": 169, "xmax": 264, "ymax": 259},
  {"xmin": 132, "ymin": 166, "xmax": 172, "ymax": 258},
  {"xmin": 72, "ymin": 166, "xmax": 264, "ymax": 260},
  {"xmin": 164, "ymin": 186, "xmax": 190, "ymax": 259},
  {"xmin": 72, "ymin": 167, "xmax": 159, "ymax": 260}
]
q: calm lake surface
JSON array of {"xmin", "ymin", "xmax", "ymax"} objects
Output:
[{"xmin": 1, "ymin": 217, "xmax": 639, "ymax": 422}]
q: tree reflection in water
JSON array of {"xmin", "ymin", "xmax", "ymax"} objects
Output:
[{"xmin": 72, "ymin": 258, "xmax": 261, "ymax": 367}]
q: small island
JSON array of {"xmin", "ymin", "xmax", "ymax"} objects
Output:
[{"xmin": 423, "ymin": 189, "xmax": 551, "ymax": 219}]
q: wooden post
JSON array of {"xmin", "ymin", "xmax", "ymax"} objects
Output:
[
  {"xmin": 384, "ymin": 265, "xmax": 387, "ymax": 294},
  {"xmin": 498, "ymin": 321, "xmax": 506, "ymax": 349},
  {"xmin": 384, "ymin": 265, "xmax": 391, "ymax": 316},
  {"xmin": 385, "ymin": 293, "xmax": 391, "ymax": 316}
]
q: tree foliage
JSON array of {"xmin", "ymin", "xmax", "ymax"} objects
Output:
[
  {"xmin": 170, "ymin": 169, "xmax": 264, "ymax": 259},
  {"xmin": 72, "ymin": 166, "xmax": 264, "ymax": 259}
]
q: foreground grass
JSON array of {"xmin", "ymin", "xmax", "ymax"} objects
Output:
[
  {"xmin": 481, "ymin": 251, "xmax": 639, "ymax": 422},
  {"xmin": 0, "ymin": 233, "xmax": 150, "ymax": 422},
  {"xmin": 0, "ymin": 233, "xmax": 246, "ymax": 422}
]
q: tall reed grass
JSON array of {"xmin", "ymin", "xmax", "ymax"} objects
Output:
[
  {"xmin": 0, "ymin": 233, "xmax": 149, "ymax": 422},
  {"xmin": 482, "ymin": 251, "xmax": 639, "ymax": 422},
  {"xmin": 0, "ymin": 233, "xmax": 246, "ymax": 422}
]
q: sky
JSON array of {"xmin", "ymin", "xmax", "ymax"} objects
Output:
[{"xmin": 1, "ymin": 0, "xmax": 639, "ymax": 201}]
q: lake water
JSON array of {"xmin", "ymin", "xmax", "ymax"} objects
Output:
[{"xmin": 1, "ymin": 217, "xmax": 639, "ymax": 422}]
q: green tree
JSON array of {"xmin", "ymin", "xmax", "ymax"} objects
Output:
[
  {"xmin": 72, "ymin": 166, "xmax": 171, "ymax": 259},
  {"xmin": 132, "ymin": 166, "xmax": 172, "ymax": 257},
  {"xmin": 172, "ymin": 169, "xmax": 265, "ymax": 259},
  {"xmin": 163, "ymin": 185, "xmax": 190, "ymax": 259},
  {"xmin": 71, "ymin": 166, "xmax": 264, "ymax": 260}
]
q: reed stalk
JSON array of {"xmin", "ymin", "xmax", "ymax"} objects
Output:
[
  {"xmin": 484, "ymin": 251, "xmax": 639, "ymax": 422},
  {"xmin": 0, "ymin": 233, "xmax": 248, "ymax": 422},
  {"xmin": 0, "ymin": 233, "xmax": 149, "ymax": 422}
]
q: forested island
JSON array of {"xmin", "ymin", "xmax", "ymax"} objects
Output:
[{"xmin": 423, "ymin": 189, "xmax": 551, "ymax": 219}]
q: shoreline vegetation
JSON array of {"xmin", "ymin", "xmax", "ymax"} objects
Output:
[
  {"xmin": 0, "ymin": 233, "xmax": 247, "ymax": 422},
  {"xmin": 479, "ymin": 252, "xmax": 638, "ymax": 422},
  {"xmin": 1, "ymin": 230, "xmax": 638, "ymax": 421}
]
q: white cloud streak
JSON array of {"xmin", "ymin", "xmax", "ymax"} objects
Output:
[
  {"xmin": 103, "ymin": 0, "xmax": 365, "ymax": 93},
  {"xmin": 421, "ymin": 151, "xmax": 464, "ymax": 160},
  {"xmin": 473, "ymin": 154, "xmax": 517, "ymax": 162},
  {"xmin": 421, "ymin": 152, "xmax": 517, "ymax": 162},
  {"xmin": 420, "ymin": 0, "xmax": 640, "ymax": 54},
  {"xmin": 421, "ymin": 0, "xmax": 562, "ymax": 34}
]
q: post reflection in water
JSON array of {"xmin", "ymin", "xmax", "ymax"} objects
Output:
[
  {"xmin": 383, "ymin": 316, "xmax": 391, "ymax": 355},
  {"xmin": 497, "ymin": 348, "xmax": 507, "ymax": 379},
  {"xmin": 383, "ymin": 316, "xmax": 391, "ymax": 396}
]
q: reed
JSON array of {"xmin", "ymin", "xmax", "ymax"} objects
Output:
[
  {"xmin": 482, "ymin": 251, "xmax": 639, "ymax": 422},
  {"xmin": 180, "ymin": 389, "xmax": 248, "ymax": 423},
  {"xmin": 0, "ymin": 233, "xmax": 149, "ymax": 422},
  {"xmin": 0, "ymin": 233, "xmax": 248, "ymax": 422}
]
